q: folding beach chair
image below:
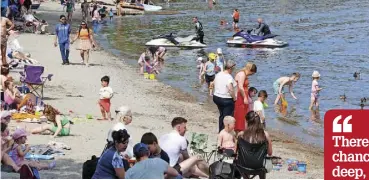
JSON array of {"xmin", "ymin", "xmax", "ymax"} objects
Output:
[
  {"xmin": 233, "ymin": 138, "xmax": 268, "ymax": 179},
  {"xmin": 20, "ymin": 65, "xmax": 53, "ymax": 99},
  {"xmin": 189, "ymin": 133, "xmax": 217, "ymax": 163}
]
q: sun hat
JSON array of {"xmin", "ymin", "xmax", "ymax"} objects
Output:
[
  {"xmin": 133, "ymin": 143, "xmax": 149, "ymax": 158},
  {"xmin": 12, "ymin": 128, "xmax": 27, "ymax": 140},
  {"xmin": 217, "ymin": 48, "xmax": 222, "ymax": 54},
  {"xmin": 312, "ymin": 71, "xmax": 321, "ymax": 78},
  {"xmin": 1, "ymin": 111, "xmax": 11, "ymax": 123}
]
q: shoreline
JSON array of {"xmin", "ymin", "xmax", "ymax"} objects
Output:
[{"xmin": 2, "ymin": 1, "xmax": 323, "ymax": 179}]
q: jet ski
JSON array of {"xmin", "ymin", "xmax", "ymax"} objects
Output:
[
  {"xmin": 145, "ymin": 33, "xmax": 207, "ymax": 48},
  {"xmin": 226, "ymin": 30, "xmax": 288, "ymax": 48}
]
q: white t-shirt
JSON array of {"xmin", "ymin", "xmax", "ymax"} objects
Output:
[
  {"xmin": 213, "ymin": 71, "xmax": 236, "ymax": 98},
  {"xmin": 106, "ymin": 122, "xmax": 134, "ymax": 158},
  {"xmin": 253, "ymin": 100, "xmax": 265, "ymax": 123},
  {"xmin": 99, "ymin": 86, "xmax": 113, "ymax": 99},
  {"xmin": 159, "ymin": 131, "xmax": 187, "ymax": 167},
  {"xmin": 24, "ymin": 14, "xmax": 36, "ymax": 22}
]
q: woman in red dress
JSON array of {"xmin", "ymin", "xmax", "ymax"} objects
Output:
[{"xmin": 234, "ymin": 62, "xmax": 257, "ymax": 133}]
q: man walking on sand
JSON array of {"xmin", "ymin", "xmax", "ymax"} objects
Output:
[
  {"xmin": 1, "ymin": 15, "xmax": 14, "ymax": 66},
  {"xmin": 81, "ymin": 0, "xmax": 89, "ymax": 22},
  {"xmin": 54, "ymin": 15, "xmax": 71, "ymax": 65}
]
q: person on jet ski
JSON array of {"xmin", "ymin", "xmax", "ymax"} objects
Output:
[
  {"xmin": 192, "ymin": 17, "xmax": 205, "ymax": 44},
  {"xmin": 253, "ymin": 18, "xmax": 271, "ymax": 36}
]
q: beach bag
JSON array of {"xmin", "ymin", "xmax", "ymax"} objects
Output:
[
  {"xmin": 209, "ymin": 160, "xmax": 234, "ymax": 179},
  {"xmin": 82, "ymin": 155, "xmax": 99, "ymax": 179},
  {"xmin": 19, "ymin": 164, "xmax": 40, "ymax": 179}
]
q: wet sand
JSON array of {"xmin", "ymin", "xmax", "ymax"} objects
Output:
[{"xmin": 1, "ymin": 1, "xmax": 323, "ymax": 179}]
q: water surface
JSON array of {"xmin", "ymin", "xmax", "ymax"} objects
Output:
[{"xmin": 97, "ymin": 0, "xmax": 369, "ymax": 148}]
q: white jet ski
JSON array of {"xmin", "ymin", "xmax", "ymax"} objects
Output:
[
  {"xmin": 145, "ymin": 33, "xmax": 207, "ymax": 48},
  {"xmin": 142, "ymin": 4, "xmax": 162, "ymax": 11},
  {"xmin": 227, "ymin": 30, "xmax": 288, "ymax": 48}
]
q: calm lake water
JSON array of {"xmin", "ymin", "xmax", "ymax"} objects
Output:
[{"xmin": 96, "ymin": 0, "xmax": 369, "ymax": 148}]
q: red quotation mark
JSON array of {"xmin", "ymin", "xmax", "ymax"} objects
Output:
[{"xmin": 325, "ymin": 110, "xmax": 369, "ymax": 180}]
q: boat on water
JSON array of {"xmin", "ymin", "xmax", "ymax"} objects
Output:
[
  {"xmin": 226, "ymin": 30, "xmax": 288, "ymax": 48},
  {"xmin": 118, "ymin": 0, "xmax": 144, "ymax": 15},
  {"xmin": 146, "ymin": 33, "xmax": 207, "ymax": 48},
  {"xmin": 141, "ymin": 0, "xmax": 162, "ymax": 11}
]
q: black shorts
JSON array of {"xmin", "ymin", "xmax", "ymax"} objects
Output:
[
  {"xmin": 233, "ymin": 18, "xmax": 239, "ymax": 23},
  {"xmin": 173, "ymin": 163, "xmax": 182, "ymax": 175},
  {"xmin": 205, "ymin": 74, "xmax": 215, "ymax": 84}
]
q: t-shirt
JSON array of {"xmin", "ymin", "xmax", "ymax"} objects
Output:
[
  {"xmin": 138, "ymin": 52, "xmax": 145, "ymax": 64},
  {"xmin": 253, "ymin": 100, "xmax": 265, "ymax": 123},
  {"xmin": 149, "ymin": 149, "xmax": 170, "ymax": 164},
  {"xmin": 159, "ymin": 131, "xmax": 187, "ymax": 167},
  {"xmin": 99, "ymin": 86, "xmax": 113, "ymax": 99},
  {"xmin": 213, "ymin": 71, "xmax": 236, "ymax": 98},
  {"xmin": 23, "ymin": 14, "xmax": 35, "ymax": 22},
  {"xmin": 205, "ymin": 61, "xmax": 215, "ymax": 76},
  {"xmin": 92, "ymin": 147, "xmax": 124, "ymax": 179},
  {"xmin": 55, "ymin": 23, "xmax": 71, "ymax": 44},
  {"xmin": 125, "ymin": 158, "xmax": 168, "ymax": 179},
  {"xmin": 106, "ymin": 122, "xmax": 134, "ymax": 158}
]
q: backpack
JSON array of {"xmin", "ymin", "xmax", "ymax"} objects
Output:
[
  {"xmin": 19, "ymin": 164, "xmax": 40, "ymax": 179},
  {"xmin": 82, "ymin": 140, "xmax": 130, "ymax": 179},
  {"xmin": 209, "ymin": 160, "xmax": 234, "ymax": 179}
]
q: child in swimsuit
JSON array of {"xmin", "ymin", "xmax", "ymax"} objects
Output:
[
  {"xmin": 217, "ymin": 116, "xmax": 236, "ymax": 154},
  {"xmin": 10, "ymin": 128, "xmax": 56, "ymax": 170},
  {"xmin": 248, "ymin": 87, "xmax": 258, "ymax": 113},
  {"xmin": 273, "ymin": 72, "xmax": 300, "ymax": 105},
  {"xmin": 310, "ymin": 71, "xmax": 323, "ymax": 110}
]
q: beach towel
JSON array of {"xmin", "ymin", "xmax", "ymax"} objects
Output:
[{"xmin": 25, "ymin": 153, "xmax": 54, "ymax": 160}]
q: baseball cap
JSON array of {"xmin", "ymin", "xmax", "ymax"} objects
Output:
[{"xmin": 133, "ymin": 143, "xmax": 150, "ymax": 158}]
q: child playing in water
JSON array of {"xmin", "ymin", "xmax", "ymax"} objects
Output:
[
  {"xmin": 10, "ymin": 128, "xmax": 56, "ymax": 170},
  {"xmin": 254, "ymin": 90, "xmax": 268, "ymax": 128},
  {"xmin": 217, "ymin": 116, "xmax": 236, "ymax": 154},
  {"xmin": 144, "ymin": 56, "xmax": 159, "ymax": 74},
  {"xmin": 248, "ymin": 87, "xmax": 258, "ymax": 113},
  {"xmin": 273, "ymin": 72, "xmax": 300, "ymax": 105},
  {"xmin": 98, "ymin": 76, "xmax": 113, "ymax": 120},
  {"xmin": 310, "ymin": 71, "xmax": 322, "ymax": 110},
  {"xmin": 197, "ymin": 57, "xmax": 206, "ymax": 83},
  {"xmin": 138, "ymin": 49, "xmax": 151, "ymax": 74},
  {"xmin": 109, "ymin": 8, "xmax": 114, "ymax": 22}
]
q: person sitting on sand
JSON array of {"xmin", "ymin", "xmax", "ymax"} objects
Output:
[
  {"xmin": 140, "ymin": 132, "xmax": 170, "ymax": 163},
  {"xmin": 1, "ymin": 121, "xmax": 20, "ymax": 172},
  {"xmin": 3, "ymin": 79, "xmax": 22, "ymax": 109},
  {"xmin": 10, "ymin": 128, "xmax": 56, "ymax": 170},
  {"xmin": 93, "ymin": 129, "xmax": 130, "ymax": 179},
  {"xmin": 1, "ymin": 111, "xmax": 13, "ymax": 153},
  {"xmin": 218, "ymin": 116, "xmax": 236, "ymax": 154},
  {"xmin": 31, "ymin": 104, "xmax": 71, "ymax": 137},
  {"xmin": 125, "ymin": 143, "xmax": 181, "ymax": 179},
  {"xmin": 273, "ymin": 72, "xmax": 300, "ymax": 105},
  {"xmin": 238, "ymin": 111, "xmax": 273, "ymax": 156},
  {"xmin": 144, "ymin": 56, "xmax": 159, "ymax": 74},
  {"xmin": 98, "ymin": 76, "xmax": 114, "ymax": 120},
  {"xmin": 23, "ymin": 12, "xmax": 40, "ymax": 33},
  {"xmin": 106, "ymin": 106, "xmax": 134, "ymax": 158},
  {"xmin": 159, "ymin": 117, "xmax": 209, "ymax": 178}
]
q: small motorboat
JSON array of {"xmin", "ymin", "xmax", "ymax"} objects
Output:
[
  {"xmin": 145, "ymin": 33, "xmax": 207, "ymax": 48},
  {"xmin": 226, "ymin": 30, "xmax": 288, "ymax": 48},
  {"xmin": 142, "ymin": 4, "xmax": 162, "ymax": 11},
  {"xmin": 141, "ymin": 0, "xmax": 162, "ymax": 11}
]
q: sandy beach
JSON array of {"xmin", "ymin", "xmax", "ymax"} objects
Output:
[{"xmin": 2, "ymin": 1, "xmax": 323, "ymax": 179}]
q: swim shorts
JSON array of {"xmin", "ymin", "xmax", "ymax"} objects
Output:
[
  {"xmin": 273, "ymin": 81, "xmax": 284, "ymax": 95},
  {"xmin": 233, "ymin": 18, "xmax": 239, "ymax": 23}
]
